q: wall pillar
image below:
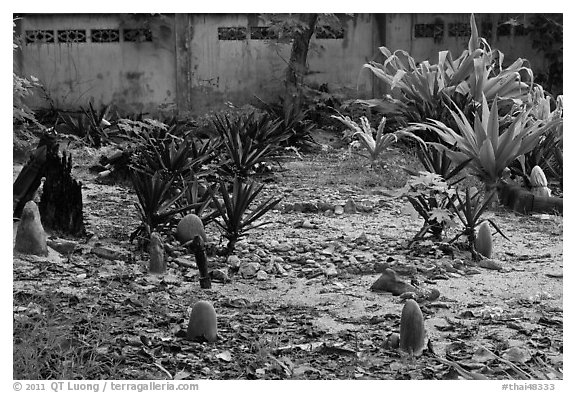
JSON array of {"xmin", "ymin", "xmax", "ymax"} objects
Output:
[{"xmin": 174, "ymin": 14, "xmax": 192, "ymax": 113}]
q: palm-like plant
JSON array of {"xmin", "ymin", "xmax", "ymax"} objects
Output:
[
  {"xmin": 357, "ymin": 14, "xmax": 537, "ymax": 138},
  {"xmin": 130, "ymin": 170, "xmax": 199, "ymax": 243},
  {"xmin": 212, "ymin": 113, "xmax": 283, "ymax": 179},
  {"xmin": 408, "ymin": 143, "xmax": 472, "ymax": 186},
  {"xmin": 447, "ymin": 187, "xmax": 508, "ymax": 260},
  {"xmin": 414, "ymin": 95, "xmax": 561, "ymax": 189},
  {"xmin": 332, "ymin": 115, "xmax": 423, "ymax": 166},
  {"xmin": 209, "ymin": 178, "xmax": 282, "ymax": 254}
]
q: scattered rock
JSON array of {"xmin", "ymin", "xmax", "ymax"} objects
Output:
[
  {"xmin": 317, "ymin": 202, "xmax": 334, "ymax": 211},
  {"xmin": 344, "ymin": 198, "xmax": 357, "ymax": 213},
  {"xmin": 370, "ymin": 268, "xmax": 417, "ymax": 295},
  {"xmin": 323, "ymin": 263, "xmax": 338, "ymax": 277},
  {"xmin": 91, "ymin": 246, "xmax": 126, "ymax": 261},
  {"xmin": 174, "ymin": 257, "xmax": 196, "ymax": 269},
  {"xmin": 47, "ymin": 238, "xmax": 78, "ymax": 255},
  {"xmin": 256, "ymin": 270, "xmax": 269, "ymax": 280},
  {"xmin": 210, "ymin": 269, "xmax": 230, "ymax": 283},
  {"xmin": 334, "ymin": 205, "xmax": 344, "ymax": 215},
  {"xmin": 14, "ymin": 201, "xmax": 48, "ymax": 256},
  {"xmin": 227, "ymin": 255, "xmax": 241, "ymax": 269},
  {"xmin": 479, "ymin": 259, "xmax": 503, "ymax": 271},
  {"xmin": 239, "ymin": 262, "xmax": 260, "ymax": 278}
]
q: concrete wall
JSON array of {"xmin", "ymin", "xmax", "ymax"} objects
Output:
[
  {"xmin": 186, "ymin": 13, "xmax": 377, "ymax": 114},
  {"xmin": 16, "ymin": 14, "xmax": 177, "ymax": 114},
  {"xmin": 15, "ymin": 13, "xmax": 550, "ymax": 116}
]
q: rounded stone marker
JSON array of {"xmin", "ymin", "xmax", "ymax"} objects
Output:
[{"xmin": 14, "ymin": 201, "xmax": 48, "ymax": 256}]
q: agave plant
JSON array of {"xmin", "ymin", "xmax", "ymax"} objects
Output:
[
  {"xmin": 209, "ymin": 177, "xmax": 282, "ymax": 255},
  {"xmin": 332, "ymin": 115, "xmax": 423, "ymax": 166},
  {"xmin": 133, "ymin": 135, "xmax": 215, "ymax": 179},
  {"xmin": 447, "ymin": 187, "xmax": 508, "ymax": 260},
  {"xmin": 413, "ymin": 95, "xmax": 561, "ymax": 190},
  {"xmin": 407, "ymin": 143, "xmax": 472, "ymax": 186},
  {"xmin": 212, "ymin": 112, "xmax": 284, "ymax": 179},
  {"xmin": 175, "ymin": 178, "xmax": 219, "ymax": 225},
  {"xmin": 357, "ymin": 14, "xmax": 537, "ymax": 138},
  {"xmin": 130, "ymin": 170, "xmax": 199, "ymax": 244}
]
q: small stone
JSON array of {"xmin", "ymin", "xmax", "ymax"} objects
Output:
[
  {"xmin": 210, "ymin": 268, "xmax": 230, "ymax": 282},
  {"xmin": 334, "ymin": 205, "xmax": 344, "ymax": 215},
  {"xmin": 370, "ymin": 269, "xmax": 417, "ymax": 295},
  {"xmin": 227, "ymin": 255, "xmax": 241, "ymax": 269},
  {"xmin": 302, "ymin": 202, "xmax": 318, "ymax": 213},
  {"xmin": 174, "ymin": 257, "xmax": 196, "ymax": 268},
  {"xmin": 14, "ymin": 201, "xmax": 48, "ymax": 256},
  {"xmin": 270, "ymin": 255, "xmax": 284, "ymax": 264},
  {"xmin": 47, "ymin": 238, "xmax": 78, "ymax": 255},
  {"xmin": 301, "ymin": 220, "xmax": 318, "ymax": 229},
  {"xmin": 318, "ymin": 202, "xmax": 334, "ymax": 211},
  {"xmin": 479, "ymin": 259, "xmax": 503, "ymax": 271},
  {"xmin": 344, "ymin": 198, "xmax": 357, "ymax": 213},
  {"xmin": 239, "ymin": 262, "xmax": 260, "ymax": 278},
  {"xmin": 323, "ymin": 263, "xmax": 338, "ymax": 277},
  {"xmin": 256, "ymin": 270, "xmax": 268, "ymax": 280},
  {"xmin": 91, "ymin": 246, "xmax": 126, "ymax": 261}
]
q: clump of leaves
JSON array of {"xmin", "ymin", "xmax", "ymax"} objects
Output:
[
  {"xmin": 357, "ymin": 13, "xmax": 537, "ymax": 140},
  {"xmin": 130, "ymin": 170, "xmax": 198, "ymax": 245},
  {"xmin": 175, "ymin": 178, "xmax": 219, "ymax": 225},
  {"xmin": 209, "ymin": 177, "xmax": 282, "ymax": 255},
  {"xmin": 410, "ymin": 143, "xmax": 472, "ymax": 186},
  {"xmin": 511, "ymin": 92, "xmax": 563, "ymax": 186},
  {"xmin": 56, "ymin": 103, "xmax": 112, "ymax": 148},
  {"xmin": 254, "ymin": 96, "xmax": 317, "ymax": 148},
  {"xmin": 413, "ymin": 95, "xmax": 561, "ymax": 190},
  {"xmin": 447, "ymin": 187, "xmax": 509, "ymax": 260},
  {"xmin": 212, "ymin": 112, "xmax": 284, "ymax": 179},
  {"xmin": 332, "ymin": 115, "xmax": 423, "ymax": 167},
  {"xmin": 399, "ymin": 171, "xmax": 455, "ymax": 243}
]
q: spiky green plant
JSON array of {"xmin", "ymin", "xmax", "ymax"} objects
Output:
[
  {"xmin": 130, "ymin": 170, "xmax": 199, "ymax": 243},
  {"xmin": 356, "ymin": 13, "xmax": 538, "ymax": 140},
  {"xmin": 447, "ymin": 187, "xmax": 508, "ymax": 260},
  {"xmin": 413, "ymin": 95, "xmax": 561, "ymax": 189},
  {"xmin": 209, "ymin": 177, "xmax": 282, "ymax": 254},
  {"xmin": 212, "ymin": 112, "xmax": 284, "ymax": 179},
  {"xmin": 332, "ymin": 115, "xmax": 423, "ymax": 166},
  {"xmin": 408, "ymin": 143, "xmax": 472, "ymax": 186}
]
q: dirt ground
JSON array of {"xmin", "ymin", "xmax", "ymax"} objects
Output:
[{"xmin": 12, "ymin": 141, "xmax": 563, "ymax": 380}]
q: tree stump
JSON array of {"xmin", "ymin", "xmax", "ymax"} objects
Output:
[
  {"xmin": 13, "ymin": 133, "xmax": 58, "ymax": 218},
  {"xmin": 39, "ymin": 151, "xmax": 85, "ymax": 237}
]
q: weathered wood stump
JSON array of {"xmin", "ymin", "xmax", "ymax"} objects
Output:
[
  {"xmin": 13, "ymin": 133, "xmax": 58, "ymax": 218},
  {"xmin": 39, "ymin": 151, "xmax": 85, "ymax": 236},
  {"xmin": 497, "ymin": 182, "xmax": 562, "ymax": 215}
]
